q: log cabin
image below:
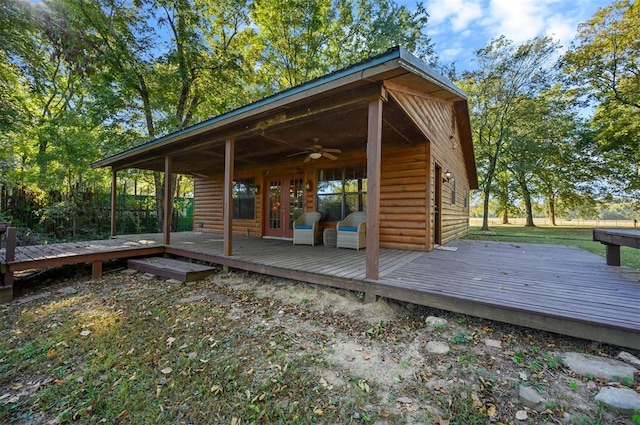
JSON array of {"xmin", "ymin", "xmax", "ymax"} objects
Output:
[{"xmin": 92, "ymin": 46, "xmax": 478, "ymax": 280}]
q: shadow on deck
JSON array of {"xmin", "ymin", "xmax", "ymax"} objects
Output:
[{"xmin": 2, "ymin": 231, "xmax": 639, "ymax": 349}]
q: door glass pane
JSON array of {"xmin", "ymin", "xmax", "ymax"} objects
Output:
[
  {"xmin": 289, "ymin": 178, "xmax": 304, "ymax": 230},
  {"xmin": 268, "ymin": 180, "xmax": 281, "ymax": 230}
]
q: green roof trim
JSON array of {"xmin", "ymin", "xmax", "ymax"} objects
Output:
[{"xmin": 92, "ymin": 46, "xmax": 466, "ymax": 169}]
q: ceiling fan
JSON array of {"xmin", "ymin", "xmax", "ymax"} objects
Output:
[{"xmin": 287, "ymin": 139, "xmax": 342, "ymax": 163}]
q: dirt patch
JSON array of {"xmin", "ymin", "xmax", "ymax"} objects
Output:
[{"xmin": 1, "ymin": 269, "xmax": 638, "ymax": 424}]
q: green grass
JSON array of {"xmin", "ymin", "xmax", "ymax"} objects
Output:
[
  {"xmin": 0, "ymin": 276, "xmax": 381, "ymax": 424},
  {"xmin": 464, "ymin": 225, "xmax": 640, "ymax": 270}
]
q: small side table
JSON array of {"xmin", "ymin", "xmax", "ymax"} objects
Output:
[{"xmin": 323, "ymin": 228, "xmax": 337, "ymax": 247}]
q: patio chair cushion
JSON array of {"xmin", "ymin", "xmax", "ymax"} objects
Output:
[
  {"xmin": 294, "ymin": 225, "xmax": 312, "ymax": 230},
  {"xmin": 339, "ymin": 226, "xmax": 358, "ymax": 232}
]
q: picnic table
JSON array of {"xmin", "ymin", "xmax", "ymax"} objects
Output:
[{"xmin": 592, "ymin": 228, "xmax": 640, "ymax": 266}]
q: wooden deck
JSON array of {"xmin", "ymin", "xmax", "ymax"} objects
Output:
[{"xmin": 2, "ymin": 232, "xmax": 639, "ymax": 349}]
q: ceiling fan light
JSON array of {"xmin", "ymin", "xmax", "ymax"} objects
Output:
[{"xmin": 309, "ymin": 152, "xmax": 322, "ymax": 160}]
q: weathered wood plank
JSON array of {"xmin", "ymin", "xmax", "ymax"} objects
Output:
[{"xmin": 128, "ymin": 257, "xmax": 216, "ymax": 282}]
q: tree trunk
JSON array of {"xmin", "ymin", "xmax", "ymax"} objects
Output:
[
  {"xmin": 481, "ymin": 183, "xmax": 491, "ymax": 231},
  {"xmin": 516, "ymin": 171, "xmax": 535, "ymax": 227},
  {"xmin": 500, "ymin": 178, "xmax": 510, "ymax": 224},
  {"xmin": 481, "ymin": 155, "xmax": 499, "ymax": 231},
  {"xmin": 548, "ymin": 190, "xmax": 557, "ymax": 226}
]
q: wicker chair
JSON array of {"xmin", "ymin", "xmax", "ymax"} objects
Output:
[
  {"xmin": 292, "ymin": 212, "xmax": 321, "ymax": 246},
  {"xmin": 336, "ymin": 211, "xmax": 366, "ymax": 250}
]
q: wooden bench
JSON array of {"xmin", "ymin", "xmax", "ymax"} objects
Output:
[{"xmin": 593, "ymin": 228, "xmax": 640, "ymax": 266}]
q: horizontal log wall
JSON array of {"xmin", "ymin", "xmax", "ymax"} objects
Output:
[
  {"xmin": 380, "ymin": 144, "xmax": 427, "ymax": 250},
  {"xmin": 388, "ymin": 89, "xmax": 470, "ymax": 246},
  {"xmin": 194, "ymin": 173, "xmax": 264, "ymax": 237},
  {"xmin": 193, "ymin": 143, "xmax": 430, "ymax": 250}
]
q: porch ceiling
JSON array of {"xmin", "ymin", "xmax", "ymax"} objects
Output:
[{"xmin": 113, "ymin": 94, "xmax": 425, "ymax": 176}]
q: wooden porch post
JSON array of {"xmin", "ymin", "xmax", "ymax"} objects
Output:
[
  {"xmin": 223, "ymin": 138, "xmax": 235, "ymax": 256},
  {"xmin": 164, "ymin": 155, "xmax": 173, "ymax": 245},
  {"xmin": 110, "ymin": 168, "xmax": 117, "ymax": 238},
  {"xmin": 366, "ymin": 95, "xmax": 383, "ymax": 281}
]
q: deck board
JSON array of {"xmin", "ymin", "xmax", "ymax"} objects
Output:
[{"xmin": 2, "ymin": 232, "xmax": 639, "ymax": 349}]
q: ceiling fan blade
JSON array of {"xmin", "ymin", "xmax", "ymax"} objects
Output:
[
  {"xmin": 304, "ymin": 155, "xmax": 312, "ymax": 163},
  {"xmin": 323, "ymin": 148, "xmax": 342, "ymax": 153},
  {"xmin": 286, "ymin": 151, "xmax": 309, "ymax": 157},
  {"xmin": 322, "ymin": 152, "xmax": 338, "ymax": 160}
]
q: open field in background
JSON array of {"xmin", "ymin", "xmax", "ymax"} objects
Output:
[
  {"xmin": 469, "ymin": 218, "xmax": 637, "ymax": 228},
  {"xmin": 465, "ymin": 220, "xmax": 640, "ymax": 270}
]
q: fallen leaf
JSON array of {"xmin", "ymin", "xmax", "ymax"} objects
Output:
[
  {"xmin": 160, "ymin": 367, "xmax": 172, "ymax": 375},
  {"xmin": 210, "ymin": 384, "xmax": 222, "ymax": 395},
  {"xmin": 80, "ymin": 330, "xmax": 91, "ymax": 336},
  {"xmin": 357, "ymin": 380, "xmax": 370, "ymax": 393},
  {"xmin": 436, "ymin": 418, "xmax": 450, "ymax": 425},
  {"xmin": 362, "ymin": 352, "xmax": 372, "ymax": 360},
  {"xmin": 345, "ymin": 355, "xmax": 355, "ymax": 362},
  {"xmin": 515, "ymin": 410, "xmax": 528, "ymax": 420},
  {"xmin": 313, "ymin": 407, "xmax": 324, "ymax": 416},
  {"xmin": 9, "ymin": 382, "xmax": 23, "ymax": 390},
  {"xmin": 47, "ymin": 348, "xmax": 56, "ymax": 358},
  {"xmin": 166, "ymin": 337, "xmax": 176, "ymax": 347},
  {"xmin": 471, "ymin": 392, "xmax": 483, "ymax": 408},
  {"xmin": 487, "ymin": 405, "xmax": 497, "ymax": 417}
]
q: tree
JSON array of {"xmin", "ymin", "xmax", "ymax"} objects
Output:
[
  {"xmin": 65, "ymin": 0, "xmax": 255, "ymax": 230},
  {"xmin": 249, "ymin": 0, "xmax": 435, "ymax": 93},
  {"xmin": 459, "ymin": 36, "xmax": 559, "ymax": 230},
  {"xmin": 563, "ymin": 0, "xmax": 640, "ymax": 191}
]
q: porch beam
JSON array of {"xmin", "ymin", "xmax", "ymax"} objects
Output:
[
  {"xmin": 366, "ymin": 94, "xmax": 384, "ymax": 281},
  {"xmin": 163, "ymin": 155, "xmax": 173, "ymax": 245},
  {"xmin": 110, "ymin": 168, "xmax": 117, "ymax": 237},
  {"xmin": 223, "ymin": 138, "xmax": 235, "ymax": 256}
]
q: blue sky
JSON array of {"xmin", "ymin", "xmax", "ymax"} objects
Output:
[{"xmin": 405, "ymin": 0, "xmax": 613, "ymax": 71}]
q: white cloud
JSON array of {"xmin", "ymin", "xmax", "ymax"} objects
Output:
[
  {"xmin": 486, "ymin": 0, "xmax": 549, "ymax": 41},
  {"xmin": 419, "ymin": 0, "xmax": 611, "ymax": 70},
  {"xmin": 545, "ymin": 14, "xmax": 581, "ymax": 49},
  {"xmin": 427, "ymin": 0, "xmax": 483, "ymax": 31}
]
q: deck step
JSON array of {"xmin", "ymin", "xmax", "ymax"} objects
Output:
[{"xmin": 127, "ymin": 257, "xmax": 216, "ymax": 282}]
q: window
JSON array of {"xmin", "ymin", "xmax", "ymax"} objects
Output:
[
  {"xmin": 233, "ymin": 178, "xmax": 256, "ymax": 219},
  {"xmin": 451, "ymin": 179, "xmax": 456, "ymax": 204},
  {"xmin": 317, "ymin": 166, "xmax": 367, "ymax": 221}
]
